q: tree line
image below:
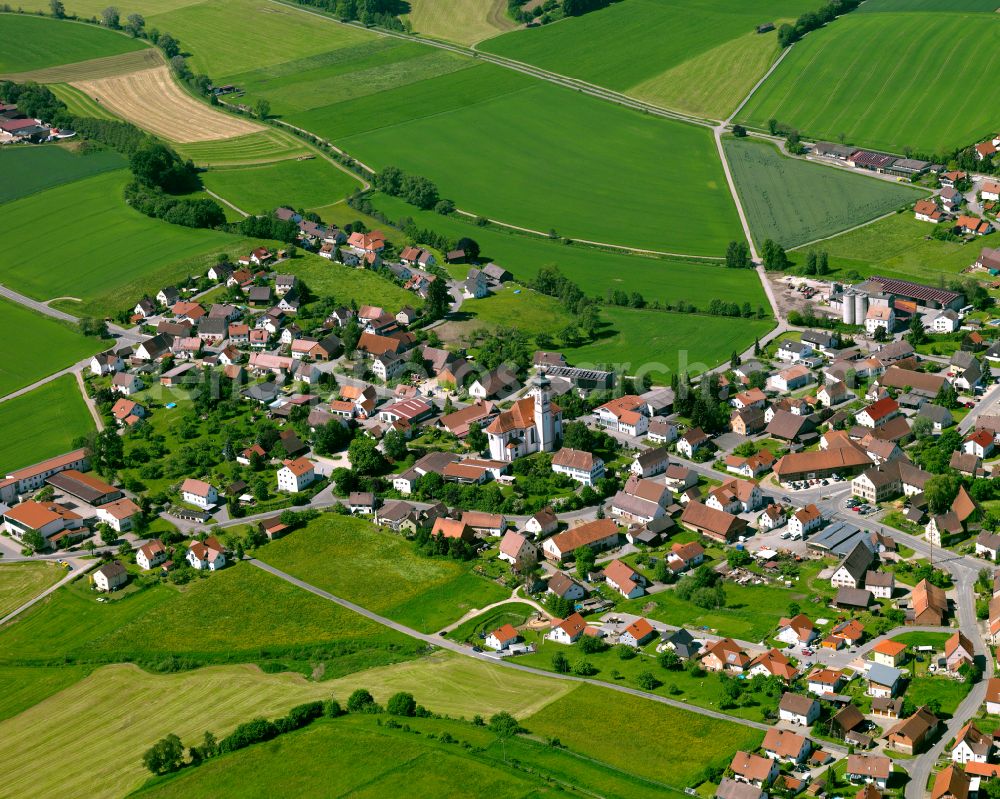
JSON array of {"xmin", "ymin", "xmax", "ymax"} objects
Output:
[{"xmin": 776, "ymin": 0, "xmax": 863, "ymax": 48}]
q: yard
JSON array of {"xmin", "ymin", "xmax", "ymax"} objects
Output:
[
  {"xmin": 724, "ymin": 137, "xmax": 926, "ymax": 249},
  {"xmin": 0, "ymin": 375, "xmax": 95, "ymax": 472},
  {"xmin": 0, "ymin": 297, "xmax": 107, "ymax": 396},
  {"xmin": 737, "ymin": 10, "xmax": 1000, "ymax": 154},
  {"xmin": 0, "ymin": 561, "xmax": 63, "ymax": 618},
  {"xmin": 256, "ymin": 515, "xmax": 511, "ymax": 633}
]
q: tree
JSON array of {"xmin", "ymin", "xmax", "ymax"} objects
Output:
[
  {"xmin": 99, "ymin": 524, "xmax": 118, "ymax": 547},
  {"xmin": 466, "ymin": 423, "xmax": 487, "ymax": 453},
  {"xmin": 79, "ymin": 316, "xmax": 108, "ymax": 338},
  {"xmin": 573, "ymin": 544, "xmax": 595, "ymax": 578},
  {"xmin": 347, "ymin": 689, "xmax": 377, "ymax": 713},
  {"xmin": 727, "ymin": 548, "xmax": 752, "ymax": 568},
  {"xmin": 910, "ymin": 414, "xmax": 933, "ymax": 440},
  {"xmin": 658, "ymin": 649, "xmax": 680, "ymax": 671},
  {"xmin": 936, "ymin": 381, "xmax": 960, "ymax": 409},
  {"xmin": 804, "ymin": 251, "xmax": 818, "ymax": 275},
  {"xmin": 425, "ymin": 274, "xmax": 451, "ymax": 319},
  {"xmin": 142, "ymin": 733, "xmax": 184, "ymax": 774},
  {"xmin": 49, "ymin": 0, "xmax": 65, "ymax": 17},
  {"xmin": 455, "ymin": 237, "xmax": 480, "ymax": 261},
  {"xmin": 386, "ymin": 692, "xmax": 417, "ymax": 717},
  {"xmin": 551, "ymin": 651, "xmax": 570, "ymax": 673},
  {"xmin": 761, "ymin": 239, "xmax": 789, "ymax": 271},
  {"xmin": 21, "ymin": 530, "xmax": 46, "ymax": 553},
  {"xmin": 381, "ymin": 428, "xmax": 407, "ymax": 461},
  {"xmin": 101, "ymin": 6, "xmax": 120, "ymax": 28},
  {"xmin": 732, "ymin": 124, "xmax": 747, "ymax": 137},
  {"xmin": 925, "ymin": 473, "xmax": 961, "ymax": 515},
  {"xmin": 489, "ymin": 711, "xmax": 521, "ymax": 761},
  {"xmin": 158, "ymin": 32, "xmax": 180, "ymax": 59},
  {"xmin": 125, "ymin": 12, "xmax": 145, "ymax": 36},
  {"xmin": 348, "ymin": 436, "xmax": 387, "ymax": 477},
  {"xmin": 254, "ymin": 99, "xmax": 271, "ymax": 120},
  {"xmin": 725, "ymin": 240, "xmax": 751, "ymax": 269},
  {"xmin": 907, "ymin": 314, "xmax": 928, "ymax": 346},
  {"xmin": 636, "ymin": 671, "xmax": 660, "ymax": 691}
]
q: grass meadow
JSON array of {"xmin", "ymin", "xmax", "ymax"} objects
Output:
[
  {"xmin": 724, "ymin": 137, "xmax": 926, "ymax": 248},
  {"xmin": 479, "ymin": 0, "xmax": 803, "ymax": 118},
  {"xmin": 201, "ymin": 156, "xmax": 362, "ymax": 214},
  {"xmin": 405, "ymin": 0, "xmax": 515, "ymax": 45},
  {"xmin": 0, "ymin": 665, "xmax": 92, "ymax": 721},
  {"xmin": 0, "ymin": 170, "xmax": 253, "ymax": 315},
  {"xmin": 0, "ymin": 144, "xmax": 125, "ymax": 204},
  {"xmin": 525, "ymin": 685, "xmax": 764, "ymax": 788},
  {"xmin": 287, "ymin": 252, "xmax": 419, "ymax": 310},
  {"xmin": 0, "ymin": 375, "xmax": 95, "ymax": 472},
  {"xmin": 0, "ymin": 562, "xmax": 63, "ymax": 618},
  {"xmin": 0, "ymin": 14, "xmax": 144, "ymax": 74},
  {"xmin": 172, "ymin": 128, "xmax": 313, "ymax": 166},
  {"xmin": 257, "ymin": 515, "xmax": 511, "ymax": 633},
  {"xmin": 0, "ymin": 298, "xmax": 106, "ymax": 395},
  {"xmin": 738, "ymin": 12, "xmax": 1000, "ymax": 154}
]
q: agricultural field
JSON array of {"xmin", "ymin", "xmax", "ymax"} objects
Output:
[
  {"xmin": 0, "ymin": 170, "xmax": 255, "ymax": 317},
  {"xmin": 257, "ymin": 515, "xmax": 510, "ymax": 633},
  {"xmin": 201, "ymin": 156, "xmax": 362, "ymax": 214},
  {"xmin": 0, "ymin": 562, "xmax": 63, "ymax": 619},
  {"xmin": 525, "ymin": 684, "xmax": 764, "ymax": 788},
  {"xmin": 737, "ymin": 11, "xmax": 1000, "ymax": 154},
  {"xmin": 0, "ymin": 562, "xmax": 422, "ymax": 671},
  {"xmin": 405, "ymin": 0, "xmax": 515, "ymax": 45},
  {"xmin": 0, "ymin": 144, "xmax": 125, "ymax": 204},
  {"xmin": 373, "ymin": 192, "xmax": 767, "ymax": 309},
  {"xmin": 173, "ymin": 128, "xmax": 313, "ymax": 166},
  {"xmin": 0, "ymin": 375, "xmax": 95, "ymax": 473},
  {"xmin": 0, "ymin": 298, "xmax": 107, "ymax": 396},
  {"xmin": 72, "ymin": 66, "xmax": 263, "ymax": 143},
  {"xmin": 564, "ymin": 307, "xmax": 775, "ymax": 379},
  {"xmin": 478, "ymin": 0, "xmax": 804, "ymax": 118},
  {"xmin": 0, "ymin": 14, "xmax": 145, "ymax": 74},
  {"xmin": 795, "ymin": 212, "xmax": 983, "ymax": 284},
  {"xmin": 724, "ymin": 137, "xmax": 926, "ymax": 249},
  {"xmin": 0, "ymin": 665, "xmax": 92, "ymax": 722},
  {"xmin": 48, "ymin": 83, "xmax": 122, "ymax": 119}
]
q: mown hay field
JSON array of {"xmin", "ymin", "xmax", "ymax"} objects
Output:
[
  {"xmin": 0, "ymin": 297, "xmax": 106, "ymax": 395},
  {"xmin": 72, "ymin": 66, "xmax": 262, "ymax": 142},
  {"xmin": 405, "ymin": 0, "xmax": 516, "ymax": 45},
  {"xmin": 737, "ymin": 12, "xmax": 1000, "ymax": 154},
  {"xmin": 0, "ymin": 562, "xmax": 63, "ymax": 619},
  {"xmin": 724, "ymin": 137, "xmax": 926, "ymax": 248},
  {"xmin": 479, "ymin": 0, "xmax": 803, "ymax": 117},
  {"xmin": 173, "ymin": 128, "xmax": 313, "ymax": 166},
  {"xmin": 0, "ymin": 376, "xmax": 95, "ymax": 472},
  {"xmin": 0, "ymin": 14, "xmax": 145, "ymax": 74},
  {"xmin": 49, "ymin": 82, "xmax": 122, "ymax": 118}
]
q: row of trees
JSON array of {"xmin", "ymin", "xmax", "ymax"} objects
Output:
[{"xmin": 776, "ymin": 0, "xmax": 863, "ymax": 48}]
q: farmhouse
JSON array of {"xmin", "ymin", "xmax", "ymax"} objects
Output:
[{"xmin": 680, "ymin": 501, "xmax": 748, "ymax": 543}]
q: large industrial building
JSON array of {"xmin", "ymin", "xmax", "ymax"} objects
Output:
[{"xmin": 830, "ymin": 276, "xmax": 964, "ymax": 326}]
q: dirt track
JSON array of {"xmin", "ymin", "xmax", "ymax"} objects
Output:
[{"xmin": 72, "ymin": 66, "xmax": 263, "ymax": 143}]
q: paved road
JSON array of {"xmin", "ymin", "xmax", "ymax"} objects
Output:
[
  {"xmin": 958, "ymin": 382, "xmax": 1000, "ymax": 433},
  {"xmin": 247, "ymin": 556, "xmax": 775, "ymax": 731},
  {"xmin": 439, "ymin": 586, "xmax": 551, "ymax": 634}
]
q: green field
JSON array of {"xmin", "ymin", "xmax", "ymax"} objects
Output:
[
  {"xmin": 0, "ymin": 562, "xmax": 421, "ymax": 671},
  {"xmin": 201, "ymin": 157, "xmax": 362, "ymax": 214},
  {"xmin": 49, "ymin": 82, "xmax": 121, "ymax": 119},
  {"xmin": 172, "ymin": 128, "xmax": 314, "ymax": 166},
  {"xmin": 406, "ymin": 0, "xmax": 515, "ymax": 45},
  {"xmin": 0, "ymin": 375, "xmax": 95, "ymax": 473},
  {"xmin": 724, "ymin": 137, "xmax": 926, "ymax": 248},
  {"xmin": 373, "ymin": 192, "xmax": 767, "ymax": 308},
  {"xmin": 0, "ymin": 665, "xmax": 91, "ymax": 721},
  {"xmin": 0, "ymin": 562, "xmax": 63, "ymax": 618},
  {"xmin": 0, "ymin": 298, "xmax": 106, "ymax": 395},
  {"xmin": 796, "ymin": 212, "xmax": 982, "ymax": 284},
  {"xmin": 0, "ymin": 14, "xmax": 144, "ymax": 73},
  {"xmin": 565, "ymin": 307, "xmax": 775, "ymax": 378},
  {"xmin": 859, "ymin": 0, "xmax": 1000, "ymax": 11},
  {"xmin": 257, "ymin": 515, "xmax": 510, "ymax": 633},
  {"xmin": 0, "ymin": 144, "xmax": 125, "ymax": 204},
  {"xmin": 738, "ymin": 12, "xmax": 1000, "ymax": 154},
  {"xmin": 479, "ymin": 0, "xmax": 805, "ymax": 118},
  {"xmin": 525, "ymin": 684, "xmax": 764, "ymax": 788},
  {"xmin": 287, "ymin": 252, "xmax": 420, "ymax": 311},
  {"xmin": 0, "ymin": 170, "xmax": 254, "ymax": 316}
]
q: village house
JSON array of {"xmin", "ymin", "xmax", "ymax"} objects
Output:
[
  {"xmin": 677, "ymin": 427, "xmax": 710, "ymax": 457},
  {"xmin": 944, "ymin": 631, "xmax": 974, "ymax": 672},
  {"xmin": 525, "ymin": 508, "xmax": 558, "ymax": 537},
  {"xmin": 618, "ymin": 617, "xmax": 656, "ymax": 647},
  {"xmin": 680, "ymin": 501, "xmax": 748, "ymax": 543},
  {"xmin": 541, "ymin": 518, "xmax": 619, "ymax": 561},
  {"xmin": 777, "ymin": 613, "xmax": 817, "ymax": 646},
  {"xmin": 136, "ymin": 540, "xmax": 168, "ymax": 571},
  {"xmin": 701, "ymin": 637, "xmax": 750, "ymax": 673},
  {"xmin": 180, "ymin": 478, "xmax": 217, "ymax": 510},
  {"xmin": 647, "ymin": 418, "xmax": 679, "ymax": 444},
  {"xmin": 886, "ymin": 706, "xmax": 939, "ymax": 754},
  {"xmin": 846, "ymin": 754, "xmax": 891, "ymax": 789},
  {"xmin": 807, "ymin": 668, "xmax": 845, "ymax": 696},
  {"xmin": 631, "ymin": 447, "xmax": 670, "ymax": 478},
  {"xmin": 779, "ymin": 692, "xmax": 820, "ymax": 727},
  {"xmin": 831, "ymin": 542, "xmax": 875, "ymax": 590},
  {"xmin": 497, "ymin": 530, "xmax": 538, "ymax": 571},
  {"xmin": 547, "ymin": 612, "xmax": 588, "ymax": 645},
  {"xmin": 952, "ymin": 723, "xmax": 993, "ymax": 765},
  {"xmin": 789, "ymin": 504, "xmax": 823, "ymax": 538},
  {"xmin": 485, "ymin": 624, "xmax": 520, "ymax": 652},
  {"xmin": 729, "ymin": 751, "xmax": 778, "ymax": 787},
  {"xmin": 867, "ymin": 663, "xmax": 902, "ymax": 698},
  {"xmin": 547, "ymin": 571, "xmax": 586, "ymax": 602},
  {"xmin": 762, "ymin": 728, "xmax": 811, "ymax": 764},
  {"xmin": 93, "ymin": 561, "xmax": 128, "ymax": 592},
  {"xmin": 187, "ymin": 536, "xmax": 226, "ymax": 570},
  {"xmin": 910, "ymin": 579, "xmax": 948, "ymax": 625},
  {"xmin": 277, "ymin": 457, "xmax": 315, "ymax": 493},
  {"xmin": 551, "ymin": 448, "xmax": 605, "ymax": 487},
  {"xmin": 95, "ymin": 497, "xmax": 142, "ymax": 533},
  {"xmin": 603, "ymin": 559, "xmax": 646, "ymax": 599}
]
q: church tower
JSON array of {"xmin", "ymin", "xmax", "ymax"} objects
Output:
[{"xmin": 532, "ymin": 370, "xmax": 554, "ymax": 452}]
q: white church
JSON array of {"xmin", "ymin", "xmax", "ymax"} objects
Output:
[{"xmin": 485, "ymin": 372, "xmax": 562, "ymax": 461}]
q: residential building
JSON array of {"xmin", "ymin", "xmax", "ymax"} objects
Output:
[
  {"xmin": 551, "ymin": 448, "xmax": 605, "ymax": 486},
  {"xmin": 277, "ymin": 458, "xmax": 315, "ymax": 493},
  {"xmin": 180, "ymin": 478, "xmax": 217, "ymax": 509},
  {"xmin": 93, "ymin": 561, "xmax": 128, "ymax": 592},
  {"xmin": 187, "ymin": 536, "xmax": 226, "ymax": 570}
]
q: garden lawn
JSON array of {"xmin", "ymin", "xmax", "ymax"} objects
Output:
[
  {"xmin": 201, "ymin": 157, "xmax": 362, "ymax": 215},
  {"xmin": 0, "ymin": 298, "xmax": 106, "ymax": 395},
  {"xmin": 0, "ymin": 563, "xmax": 422, "ymax": 672},
  {"xmin": 525, "ymin": 684, "xmax": 764, "ymax": 788},
  {"xmin": 0, "ymin": 375, "xmax": 95, "ymax": 473},
  {"xmin": 737, "ymin": 12, "xmax": 1000, "ymax": 154},
  {"xmin": 565, "ymin": 307, "xmax": 775, "ymax": 379},
  {"xmin": 0, "ymin": 144, "xmax": 125, "ymax": 204},
  {"xmin": 724, "ymin": 137, "xmax": 926, "ymax": 249},
  {"xmin": 794, "ymin": 212, "xmax": 983, "ymax": 285},
  {"xmin": 0, "ymin": 562, "xmax": 63, "ymax": 618},
  {"xmin": 0, "ymin": 14, "xmax": 144, "ymax": 73},
  {"xmin": 479, "ymin": 0, "xmax": 804, "ymax": 119},
  {"xmin": 618, "ymin": 580, "xmax": 830, "ymax": 642},
  {"xmin": 257, "ymin": 515, "xmax": 510, "ymax": 633},
  {"xmin": 372, "ymin": 192, "xmax": 768, "ymax": 309},
  {"xmin": 0, "ymin": 170, "xmax": 256, "ymax": 317},
  {"xmin": 906, "ymin": 675, "xmax": 972, "ymax": 717}
]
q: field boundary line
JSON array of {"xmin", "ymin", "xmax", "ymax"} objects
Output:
[
  {"xmin": 727, "ymin": 43, "xmax": 793, "ymax": 124},
  {"xmin": 204, "ymin": 189, "xmax": 249, "ymax": 218},
  {"xmin": 788, "ymin": 208, "xmax": 903, "ymax": 252}
]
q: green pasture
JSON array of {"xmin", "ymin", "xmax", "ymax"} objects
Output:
[
  {"xmin": 0, "ymin": 14, "xmax": 144, "ymax": 74},
  {"xmin": 0, "ymin": 298, "xmax": 106, "ymax": 395},
  {"xmin": 0, "ymin": 375, "xmax": 95, "ymax": 473},
  {"xmin": 0, "ymin": 665, "xmax": 92, "ymax": 722},
  {"xmin": 257, "ymin": 515, "xmax": 510, "ymax": 633},
  {"xmin": 0, "ymin": 562, "xmax": 63, "ymax": 619},
  {"xmin": 201, "ymin": 156, "xmax": 362, "ymax": 214},
  {"xmin": 724, "ymin": 137, "xmax": 926, "ymax": 248},
  {"xmin": 0, "ymin": 170, "xmax": 253, "ymax": 316},
  {"xmin": 172, "ymin": 128, "xmax": 313, "ymax": 166},
  {"xmin": 479, "ymin": 0, "xmax": 803, "ymax": 118},
  {"xmin": 565, "ymin": 307, "xmax": 775, "ymax": 378},
  {"xmin": 0, "ymin": 144, "xmax": 124, "ymax": 204},
  {"xmin": 738, "ymin": 12, "xmax": 1000, "ymax": 154},
  {"xmin": 287, "ymin": 252, "xmax": 419, "ymax": 310}
]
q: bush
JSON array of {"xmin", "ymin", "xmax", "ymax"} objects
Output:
[
  {"xmin": 387, "ymin": 692, "xmax": 417, "ymax": 717},
  {"xmin": 217, "ymin": 718, "xmax": 278, "ymax": 754},
  {"xmin": 324, "ymin": 699, "xmax": 344, "ymax": 718},
  {"xmin": 347, "ymin": 688, "xmax": 379, "ymax": 714}
]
